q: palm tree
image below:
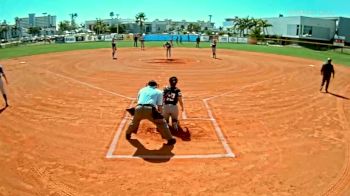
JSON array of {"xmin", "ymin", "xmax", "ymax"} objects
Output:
[
  {"xmin": 93, "ymin": 19, "xmax": 107, "ymax": 35},
  {"xmin": 70, "ymin": 13, "xmax": 78, "ymax": 30},
  {"xmin": 257, "ymin": 19, "xmax": 272, "ymax": 36},
  {"xmin": 109, "ymin": 12, "xmax": 114, "ymax": 26},
  {"xmin": 135, "ymin": 12, "xmax": 146, "ymax": 33},
  {"xmin": 233, "ymin": 17, "xmax": 246, "ymax": 37}
]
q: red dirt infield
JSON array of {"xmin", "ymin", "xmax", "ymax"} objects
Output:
[{"xmin": 0, "ymin": 47, "xmax": 350, "ymax": 195}]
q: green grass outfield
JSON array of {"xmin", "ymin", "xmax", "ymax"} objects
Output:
[{"xmin": 1, "ymin": 41, "xmax": 349, "ymax": 66}]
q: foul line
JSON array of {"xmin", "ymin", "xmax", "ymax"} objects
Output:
[
  {"xmin": 203, "ymin": 99, "xmax": 235, "ymax": 157},
  {"xmin": 46, "ymin": 70, "xmax": 135, "ymax": 100}
]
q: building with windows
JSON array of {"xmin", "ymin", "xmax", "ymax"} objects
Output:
[
  {"xmin": 18, "ymin": 13, "xmax": 56, "ymax": 28},
  {"xmin": 17, "ymin": 13, "xmax": 57, "ymax": 36},
  {"xmin": 264, "ymin": 16, "xmax": 350, "ymax": 43},
  {"xmin": 85, "ymin": 18, "xmax": 214, "ymax": 34}
]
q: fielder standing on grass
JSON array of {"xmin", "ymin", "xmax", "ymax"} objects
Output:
[
  {"xmin": 164, "ymin": 41, "xmax": 172, "ymax": 59},
  {"xmin": 163, "ymin": 76, "xmax": 184, "ymax": 132},
  {"xmin": 196, "ymin": 36, "xmax": 200, "ymax": 48},
  {"xmin": 125, "ymin": 80, "xmax": 176, "ymax": 145},
  {"xmin": 320, "ymin": 57, "xmax": 335, "ymax": 93},
  {"xmin": 140, "ymin": 33, "xmax": 145, "ymax": 50},
  {"xmin": 0, "ymin": 64, "xmax": 9, "ymax": 107}
]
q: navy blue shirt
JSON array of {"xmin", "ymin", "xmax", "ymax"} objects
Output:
[{"xmin": 163, "ymin": 86, "xmax": 182, "ymax": 105}]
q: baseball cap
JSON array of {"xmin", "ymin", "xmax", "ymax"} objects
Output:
[
  {"xmin": 327, "ymin": 57, "xmax": 332, "ymax": 61},
  {"xmin": 148, "ymin": 80, "xmax": 158, "ymax": 87}
]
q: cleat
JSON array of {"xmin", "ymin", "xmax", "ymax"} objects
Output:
[{"xmin": 166, "ymin": 138, "xmax": 176, "ymax": 145}]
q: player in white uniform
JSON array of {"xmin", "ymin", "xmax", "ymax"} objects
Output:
[{"xmin": 0, "ymin": 64, "xmax": 9, "ymax": 107}]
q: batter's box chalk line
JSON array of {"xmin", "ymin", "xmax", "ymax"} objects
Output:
[{"xmin": 45, "ymin": 70, "xmax": 235, "ymax": 159}]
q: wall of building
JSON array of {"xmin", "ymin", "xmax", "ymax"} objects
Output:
[
  {"xmin": 265, "ymin": 16, "xmax": 337, "ymax": 41},
  {"xmin": 300, "ymin": 16, "xmax": 336, "ymax": 40},
  {"xmin": 265, "ymin": 16, "xmax": 301, "ymax": 38},
  {"xmin": 338, "ymin": 17, "xmax": 350, "ymax": 43}
]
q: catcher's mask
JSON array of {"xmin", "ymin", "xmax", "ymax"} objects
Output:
[{"xmin": 169, "ymin": 76, "xmax": 178, "ymax": 87}]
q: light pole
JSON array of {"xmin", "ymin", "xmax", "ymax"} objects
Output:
[{"xmin": 116, "ymin": 14, "xmax": 119, "ymax": 35}]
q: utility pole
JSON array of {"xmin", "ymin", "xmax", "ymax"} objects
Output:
[
  {"xmin": 209, "ymin": 15, "xmax": 212, "ymax": 23},
  {"xmin": 116, "ymin": 14, "xmax": 119, "ymax": 34}
]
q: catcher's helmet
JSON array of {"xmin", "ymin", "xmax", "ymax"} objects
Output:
[{"xmin": 169, "ymin": 76, "xmax": 178, "ymax": 86}]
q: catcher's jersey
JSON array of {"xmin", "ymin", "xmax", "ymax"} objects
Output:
[{"xmin": 163, "ymin": 86, "xmax": 182, "ymax": 105}]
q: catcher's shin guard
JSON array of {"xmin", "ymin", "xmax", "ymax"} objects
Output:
[{"xmin": 173, "ymin": 119, "xmax": 179, "ymax": 131}]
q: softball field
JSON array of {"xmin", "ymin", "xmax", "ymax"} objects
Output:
[{"xmin": 0, "ymin": 47, "xmax": 350, "ymax": 195}]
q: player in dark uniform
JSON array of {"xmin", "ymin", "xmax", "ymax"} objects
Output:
[
  {"xmin": 211, "ymin": 40, "xmax": 217, "ymax": 58},
  {"xmin": 0, "ymin": 64, "xmax": 9, "ymax": 107},
  {"xmin": 162, "ymin": 76, "xmax": 184, "ymax": 131},
  {"xmin": 196, "ymin": 36, "xmax": 200, "ymax": 48},
  {"xmin": 111, "ymin": 37, "xmax": 117, "ymax": 59},
  {"xmin": 320, "ymin": 58, "xmax": 335, "ymax": 93},
  {"xmin": 163, "ymin": 41, "xmax": 172, "ymax": 59}
]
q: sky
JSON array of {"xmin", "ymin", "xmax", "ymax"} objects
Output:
[{"xmin": 0, "ymin": 0, "xmax": 349, "ymax": 27}]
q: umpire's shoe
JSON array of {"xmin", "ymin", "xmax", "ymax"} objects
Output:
[{"xmin": 166, "ymin": 138, "xmax": 176, "ymax": 145}]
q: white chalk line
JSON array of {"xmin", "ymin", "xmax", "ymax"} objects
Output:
[
  {"xmin": 46, "ymin": 70, "xmax": 135, "ymax": 100},
  {"xmin": 125, "ymin": 116, "xmax": 212, "ymax": 121},
  {"xmin": 182, "ymin": 98, "xmax": 187, "ymax": 119},
  {"xmin": 204, "ymin": 74, "xmax": 286, "ymax": 101},
  {"xmin": 107, "ymin": 153, "xmax": 234, "ymax": 159},
  {"xmin": 45, "ymin": 70, "xmax": 235, "ymax": 159},
  {"xmin": 106, "ymin": 100, "xmax": 135, "ymax": 158},
  {"xmin": 203, "ymin": 100, "xmax": 235, "ymax": 157}
]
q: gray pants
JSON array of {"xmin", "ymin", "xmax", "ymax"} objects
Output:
[
  {"xmin": 0, "ymin": 78, "xmax": 6, "ymax": 95},
  {"xmin": 162, "ymin": 104, "xmax": 179, "ymax": 123},
  {"xmin": 126, "ymin": 105, "xmax": 173, "ymax": 140}
]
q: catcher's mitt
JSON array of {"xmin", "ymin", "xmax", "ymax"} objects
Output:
[{"xmin": 126, "ymin": 107, "xmax": 135, "ymax": 116}]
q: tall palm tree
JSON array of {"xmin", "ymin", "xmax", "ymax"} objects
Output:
[
  {"xmin": 257, "ymin": 19, "xmax": 272, "ymax": 36},
  {"xmin": 109, "ymin": 12, "xmax": 114, "ymax": 26},
  {"xmin": 70, "ymin": 13, "xmax": 78, "ymax": 30},
  {"xmin": 93, "ymin": 19, "xmax": 107, "ymax": 35},
  {"xmin": 233, "ymin": 17, "xmax": 246, "ymax": 37},
  {"xmin": 135, "ymin": 12, "xmax": 146, "ymax": 33}
]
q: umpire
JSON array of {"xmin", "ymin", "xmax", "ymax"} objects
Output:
[
  {"xmin": 320, "ymin": 58, "xmax": 335, "ymax": 93},
  {"xmin": 125, "ymin": 80, "xmax": 176, "ymax": 145}
]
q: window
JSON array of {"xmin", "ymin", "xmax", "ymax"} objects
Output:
[
  {"xmin": 303, "ymin": 26, "xmax": 313, "ymax": 36},
  {"xmin": 296, "ymin": 25, "xmax": 299, "ymax": 35}
]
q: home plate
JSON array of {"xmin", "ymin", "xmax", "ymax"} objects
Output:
[
  {"xmin": 308, "ymin": 64, "xmax": 315, "ymax": 67},
  {"xmin": 19, "ymin": 61, "xmax": 26, "ymax": 64}
]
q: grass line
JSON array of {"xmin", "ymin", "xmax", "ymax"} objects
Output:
[{"xmin": 1, "ymin": 41, "xmax": 349, "ymax": 66}]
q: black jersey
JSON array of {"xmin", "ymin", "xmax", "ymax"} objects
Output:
[
  {"xmin": 165, "ymin": 42, "xmax": 171, "ymax": 49},
  {"xmin": 163, "ymin": 86, "xmax": 182, "ymax": 105},
  {"xmin": 321, "ymin": 63, "xmax": 334, "ymax": 77}
]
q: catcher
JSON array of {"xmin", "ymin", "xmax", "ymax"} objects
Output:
[{"xmin": 162, "ymin": 76, "xmax": 184, "ymax": 131}]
